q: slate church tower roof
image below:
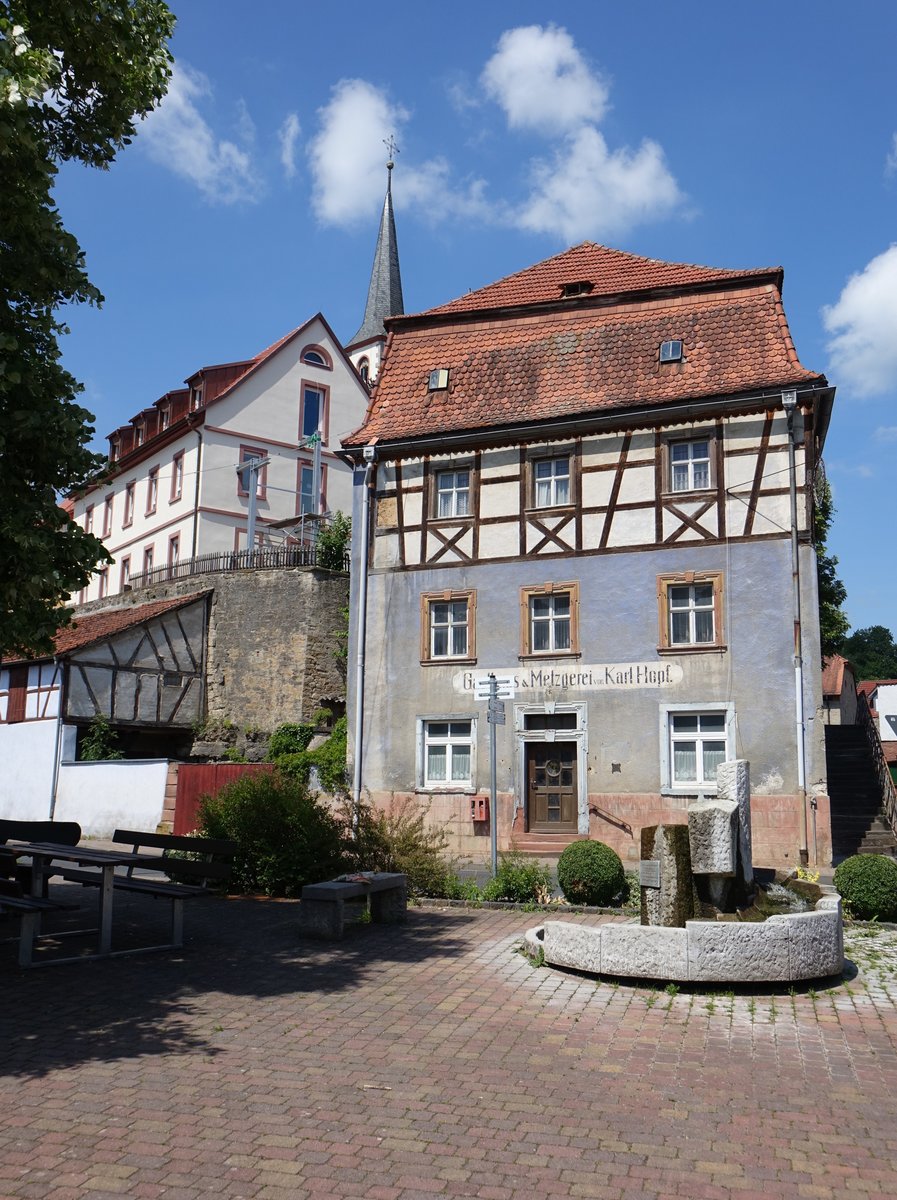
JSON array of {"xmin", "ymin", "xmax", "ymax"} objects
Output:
[{"xmin": 347, "ymin": 157, "xmax": 405, "ymax": 349}]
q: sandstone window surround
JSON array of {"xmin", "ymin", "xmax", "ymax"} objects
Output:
[
  {"xmin": 146, "ymin": 466, "xmax": 159, "ymax": 515},
  {"xmin": 659, "ymin": 702, "xmax": 735, "ymax": 794},
  {"xmin": 170, "ymin": 452, "xmax": 184, "ymax": 503},
  {"xmin": 417, "ymin": 717, "xmax": 477, "ymax": 792},
  {"xmin": 519, "ymin": 581, "xmax": 581, "ymax": 658},
  {"xmin": 420, "ymin": 590, "xmax": 476, "ymax": 664},
  {"xmin": 123, "ymin": 482, "xmax": 136, "ymax": 527},
  {"xmin": 102, "ymin": 495, "xmax": 114, "ymax": 537},
  {"xmin": 656, "ymin": 571, "xmax": 726, "ymax": 653},
  {"xmin": 237, "ymin": 446, "xmax": 268, "ymax": 500}
]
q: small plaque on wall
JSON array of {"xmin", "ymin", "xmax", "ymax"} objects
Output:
[{"xmin": 639, "ymin": 860, "xmax": 661, "ymax": 889}]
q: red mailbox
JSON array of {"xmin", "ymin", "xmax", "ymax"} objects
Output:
[{"xmin": 471, "ymin": 796, "xmax": 489, "ymax": 822}]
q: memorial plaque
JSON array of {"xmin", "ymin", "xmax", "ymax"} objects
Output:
[{"xmin": 639, "ymin": 859, "xmax": 661, "ymax": 889}]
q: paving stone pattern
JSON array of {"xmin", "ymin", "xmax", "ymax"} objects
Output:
[{"xmin": 3, "ymin": 889, "xmax": 897, "ymax": 1199}]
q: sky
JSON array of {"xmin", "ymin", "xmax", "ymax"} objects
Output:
[{"xmin": 52, "ymin": 0, "xmax": 897, "ymax": 634}]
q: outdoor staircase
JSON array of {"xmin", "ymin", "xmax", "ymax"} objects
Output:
[
  {"xmin": 825, "ymin": 723, "xmax": 897, "ymax": 862},
  {"xmin": 514, "ymin": 831, "xmax": 587, "ymax": 860}
]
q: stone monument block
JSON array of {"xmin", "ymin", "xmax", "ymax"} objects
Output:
[
  {"xmin": 640, "ymin": 824, "xmax": 697, "ymax": 927},
  {"xmin": 687, "ymin": 796, "xmax": 738, "ymax": 876},
  {"xmin": 717, "ymin": 758, "xmax": 753, "ymax": 884}
]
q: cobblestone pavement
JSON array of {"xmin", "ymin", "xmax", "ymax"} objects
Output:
[{"xmin": 4, "ymin": 891, "xmax": 897, "ymax": 1200}]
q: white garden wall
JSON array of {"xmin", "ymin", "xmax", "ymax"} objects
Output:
[{"xmin": 54, "ymin": 760, "xmax": 170, "ymax": 836}]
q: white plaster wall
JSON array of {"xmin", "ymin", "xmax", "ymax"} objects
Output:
[
  {"xmin": 874, "ymin": 683, "xmax": 897, "ymax": 744},
  {"xmin": 54, "ymin": 760, "xmax": 170, "ymax": 836},
  {"xmin": 0, "ymin": 720, "xmax": 59, "ymax": 820}
]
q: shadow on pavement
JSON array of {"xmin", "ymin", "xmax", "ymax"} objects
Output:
[{"xmin": 0, "ymin": 884, "xmax": 481, "ymax": 1080}]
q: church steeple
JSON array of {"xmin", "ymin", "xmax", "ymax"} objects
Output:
[{"xmin": 346, "ymin": 148, "xmax": 404, "ymax": 382}]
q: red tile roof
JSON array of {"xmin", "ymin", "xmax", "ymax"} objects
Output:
[
  {"xmin": 344, "ymin": 269, "xmax": 822, "ymax": 447},
  {"xmin": 9, "ymin": 594, "xmax": 209, "ymax": 663},
  {"xmin": 822, "ymin": 655, "xmax": 855, "ymax": 698},
  {"xmin": 418, "ymin": 242, "xmax": 781, "ymax": 318}
]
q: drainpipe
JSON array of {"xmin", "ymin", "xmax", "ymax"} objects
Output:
[
  {"xmin": 190, "ymin": 421, "xmax": 203, "ymax": 560},
  {"xmin": 351, "ymin": 446, "xmax": 377, "ymax": 825},
  {"xmin": 782, "ymin": 390, "xmax": 810, "ymax": 866},
  {"xmin": 48, "ymin": 660, "xmax": 64, "ymax": 819}
]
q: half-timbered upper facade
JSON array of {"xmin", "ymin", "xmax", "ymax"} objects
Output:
[
  {"xmin": 67, "ymin": 314, "xmax": 369, "ymax": 605},
  {"xmin": 342, "ymin": 242, "xmax": 836, "ymax": 868}
]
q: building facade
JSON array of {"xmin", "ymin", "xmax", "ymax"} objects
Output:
[
  {"xmin": 68, "ymin": 314, "xmax": 369, "ymax": 604},
  {"xmin": 342, "ymin": 243, "xmax": 836, "ymax": 868}
]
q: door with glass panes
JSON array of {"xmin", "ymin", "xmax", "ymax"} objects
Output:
[{"xmin": 526, "ymin": 742, "xmax": 577, "ymax": 832}]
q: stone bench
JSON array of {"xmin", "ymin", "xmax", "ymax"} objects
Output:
[{"xmin": 298, "ymin": 873, "xmax": 407, "ymax": 940}]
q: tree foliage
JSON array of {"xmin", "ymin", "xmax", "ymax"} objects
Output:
[
  {"xmin": 0, "ymin": 2, "xmax": 174, "ymax": 657},
  {"xmin": 813, "ymin": 475, "xmax": 849, "ymax": 661},
  {"xmin": 843, "ymin": 625, "xmax": 897, "ymax": 682}
]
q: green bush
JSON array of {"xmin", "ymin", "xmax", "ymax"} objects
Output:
[
  {"xmin": 267, "ymin": 723, "xmax": 315, "ymax": 759},
  {"xmin": 482, "ymin": 850, "xmax": 553, "ymax": 903},
  {"xmin": 271, "ymin": 718, "xmax": 348, "ymax": 795},
  {"xmin": 197, "ymin": 771, "xmax": 346, "ymax": 897},
  {"xmin": 834, "ymin": 854, "xmax": 897, "ymax": 921},
  {"xmin": 343, "ymin": 795, "xmax": 461, "ymax": 898},
  {"xmin": 557, "ymin": 840, "xmax": 625, "ymax": 906}
]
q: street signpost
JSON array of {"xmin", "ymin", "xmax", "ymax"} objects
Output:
[{"xmin": 476, "ymin": 674, "xmax": 516, "ymax": 877}]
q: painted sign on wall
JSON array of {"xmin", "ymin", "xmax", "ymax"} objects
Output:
[{"xmin": 453, "ymin": 662, "xmax": 684, "ymax": 694}]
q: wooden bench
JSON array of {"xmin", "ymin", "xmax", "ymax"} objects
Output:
[
  {"xmin": 298, "ymin": 872, "xmax": 407, "ymax": 940},
  {"xmin": 58, "ymin": 828, "xmax": 236, "ymax": 950},
  {"xmin": 0, "ymin": 820, "xmax": 81, "ymax": 895},
  {"xmin": 0, "ymin": 879, "xmax": 80, "ymax": 968}
]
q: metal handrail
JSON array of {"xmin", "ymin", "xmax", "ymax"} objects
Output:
[
  {"xmin": 123, "ymin": 544, "xmax": 349, "ymax": 594},
  {"xmin": 857, "ymin": 691, "xmax": 897, "ymax": 837}
]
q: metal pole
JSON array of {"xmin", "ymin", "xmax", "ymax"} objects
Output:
[
  {"xmin": 489, "ymin": 673, "xmax": 498, "ymax": 878},
  {"xmin": 246, "ymin": 460, "xmax": 259, "ymax": 559},
  {"xmin": 312, "ymin": 433, "xmax": 322, "ymax": 529},
  {"xmin": 783, "ymin": 392, "xmax": 809, "ymax": 866},
  {"xmin": 352, "ymin": 453, "xmax": 376, "ymax": 827}
]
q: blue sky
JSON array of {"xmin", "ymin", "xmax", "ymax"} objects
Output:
[{"xmin": 54, "ymin": 1, "xmax": 897, "ymax": 633}]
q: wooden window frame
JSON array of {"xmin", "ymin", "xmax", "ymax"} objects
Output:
[
  {"xmin": 170, "ymin": 452, "xmax": 184, "ymax": 502},
  {"xmin": 418, "ymin": 717, "xmax": 476, "ymax": 792},
  {"xmin": 660, "ymin": 703, "xmax": 734, "ymax": 794},
  {"xmin": 122, "ymin": 481, "xmax": 136, "ymax": 527},
  {"xmin": 431, "ymin": 464, "xmax": 474, "ymax": 521},
  {"xmin": 420, "ymin": 590, "xmax": 477, "ymax": 665},
  {"xmin": 146, "ymin": 466, "xmax": 159, "ymax": 515},
  {"xmin": 519, "ymin": 581, "xmax": 581, "ymax": 659},
  {"xmin": 237, "ymin": 445, "xmax": 268, "ymax": 500},
  {"xmin": 102, "ymin": 495, "xmax": 114, "ymax": 537},
  {"xmin": 299, "ymin": 379, "xmax": 330, "ymax": 445},
  {"xmin": 661, "ymin": 429, "xmax": 717, "ymax": 496},
  {"xmin": 300, "ymin": 344, "xmax": 333, "ymax": 369},
  {"xmin": 528, "ymin": 453, "xmax": 573, "ymax": 510},
  {"xmin": 2, "ymin": 665, "xmax": 28, "ymax": 724},
  {"xmin": 656, "ymin": 571, "xmax": 726, "ymax": 653}
]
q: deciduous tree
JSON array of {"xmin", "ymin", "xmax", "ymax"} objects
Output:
[{"xmin": 1, "ymin": 1, "xmax": 174, "ymax": 657}]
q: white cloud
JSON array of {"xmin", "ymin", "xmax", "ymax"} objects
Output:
[
  {"xmin": 515, "ymin": 126, "xmax": 682, "ymax": 242},
  {"xmin": 876, "ymin": 425, "xmax": 897, "ymax": 442},
  {"xmin": 140, "ymin": 62, "xmax": 260, "ymax": 204},
  {"xmin": 279, "ymin": 112, "xmax": 301, "ymax": 180},
  {"xmin": 823, "ymin": 245, "xmax": 897, "ymax": 396},
  {"xmin": 308, "ymin": 79, "xmax": 489, "ymax": 228},
  {"xmin": 308, "ymin": 79, "xmax": 405, "ymax": 225},
  {"xmin": 482, "ymin": 24, "xmax": 608, "ymax": 135},
  {"xmin": 886, "ymin": 133, "xmax": 897, "ymax": 175}
]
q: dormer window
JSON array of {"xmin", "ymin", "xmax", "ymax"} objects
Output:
[
  {"xmin": 428, "ymin": 368, "xmax": 450, "ymax": 391},
  {"xmin": 660, "ymin": 340, "xmax": 683, "ymax": 363},
  {"xmin": 135, "ymin": 424, "xmax": 145, "ymax": 447},
  {"xmin": 160, "ymin": 406, "xmax": 170, "ymax": 431},
  {"xmin": 560, "ymin": 281, "xmax": 594, "ymax": 298},
  {"xmin": 190, "ymin": 385, "xmax": 203, "ymax": 411},
  {"xmin": 109, "ymin": 440, "xmax": 118, "ymax": 464}
]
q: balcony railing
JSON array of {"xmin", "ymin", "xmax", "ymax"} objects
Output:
[{"xmin": 123, "ymin": 543, "xmax": 349, "ymax": 595}]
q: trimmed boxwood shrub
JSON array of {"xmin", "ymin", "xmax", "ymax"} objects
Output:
[
  {"xmin": 557, "ymin": 840, "xmax": 625, "ymax": 906},
  {"xmin": 834, "ymin": 853, "xmax": 897, "ymax": 921}
]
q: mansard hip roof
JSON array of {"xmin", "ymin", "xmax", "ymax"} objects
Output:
[{"xmin": 343, "ymin": 274, "xmax": 823, "ymax": 448}]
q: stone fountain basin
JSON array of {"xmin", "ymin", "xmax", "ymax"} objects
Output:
[{"xmin": 525, "ymin": 896, "xmax": 843, "ymax": 984}]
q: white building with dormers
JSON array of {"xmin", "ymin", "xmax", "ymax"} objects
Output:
[{"xmin": 67, "ymin": 314, "xmax": 371, "ymax": 604}]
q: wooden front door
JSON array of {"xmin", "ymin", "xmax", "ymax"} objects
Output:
[{"xmin": 527, "ymin": 743, "xmax": 578, "ymax": 832}]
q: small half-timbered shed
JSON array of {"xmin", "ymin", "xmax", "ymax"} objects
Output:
[{"xmin": 341, "ymin": 242, "xmax": 836, "ymax": 869}]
